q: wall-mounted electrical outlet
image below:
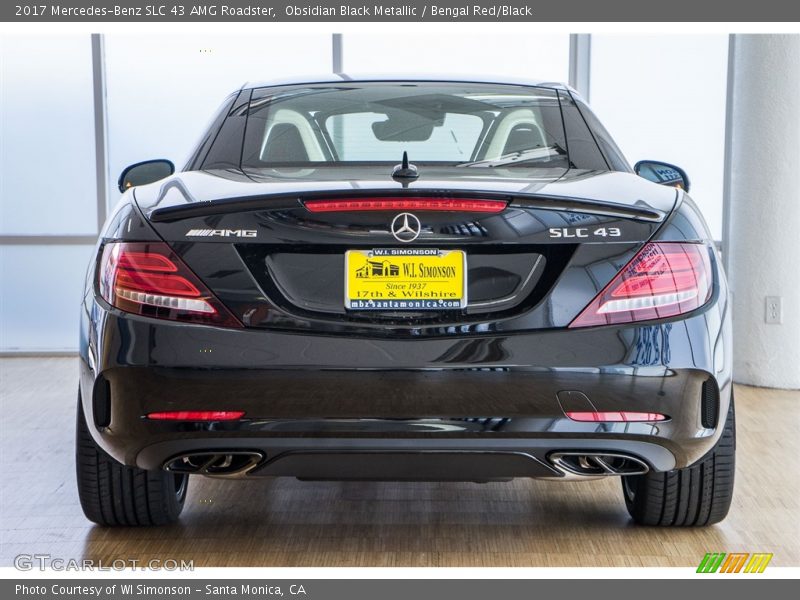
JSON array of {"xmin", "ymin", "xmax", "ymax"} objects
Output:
[{"xmin": 765, "ymin": 296, "xmax": 782, "ymax": 324}]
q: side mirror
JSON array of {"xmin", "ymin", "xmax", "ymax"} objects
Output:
[
  {"xmin": 634, "ymin": 160, "xmax": 690, "ymax": 193},
  {"xmin": 118, "ymin": 159, "xmax": 174, "ymax": 193}
]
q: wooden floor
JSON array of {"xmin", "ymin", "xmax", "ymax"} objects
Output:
[{"xmin": 1, "ymin": 356, "xmax": 798, "ymax": 568}]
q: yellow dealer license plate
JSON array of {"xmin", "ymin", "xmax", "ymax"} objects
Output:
[{"xmin": 345, "ymin": 248, "xmax": 467, "ymax": 310}]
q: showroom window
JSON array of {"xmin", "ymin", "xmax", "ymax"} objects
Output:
[
  {"xmin": 342, "ymin": 34, "xmax": 571, "ymax": 82},
  {"xmin": 0, "ymin": 35, "xmax": 97, "ymax": 351},
  {"xmin": 0, "ymin": 36, "xmax": 97, "ymax": 235},
  {"xmin": 103, "ymin": 34, "xmax": 333, "ymax": 209},
  {"xmin": 589, "ymin": 35, "xmax": 729, "ymax": 239}
]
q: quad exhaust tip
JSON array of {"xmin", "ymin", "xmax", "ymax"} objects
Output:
[
  {"xmin": 549, "ymin": 452, "xmax": 649, "ymax": 477},
  {"xmin": 164, "ymin": 451, "xmax": 264, "ymax": 476}
]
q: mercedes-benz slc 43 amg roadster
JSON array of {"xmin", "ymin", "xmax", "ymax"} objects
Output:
[{"xmin": 77, "ymin": 76, "xmax": 734, "ymax": 527}]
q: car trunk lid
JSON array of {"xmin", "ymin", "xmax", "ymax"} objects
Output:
[{"xmin": 133, "ymin": 167, "xmax": 676, "ymax": 334}]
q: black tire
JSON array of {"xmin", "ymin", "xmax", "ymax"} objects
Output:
[
  {"xmin": 622, "ymin": 394, "xmax": 735, "ymax": 527},
  {"xmin": 75, "ymin": 392, "xmax": 188, "ymax": 526}
]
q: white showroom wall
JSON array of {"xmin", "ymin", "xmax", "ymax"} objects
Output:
[{"xmin": 590, "ymin": 35, "xmax": 728, "ymax": 239}]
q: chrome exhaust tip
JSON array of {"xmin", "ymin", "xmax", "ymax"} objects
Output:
[
  {"xmin": 163, "ymin": 451, "xmax": 264, "ymax": 477},
  {"xmin": 549, "ymin": 452, "xmax": 649, "ymax": 478}
]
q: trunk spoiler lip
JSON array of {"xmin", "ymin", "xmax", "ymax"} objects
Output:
[{"xmin": 146, "ymin": 190, "xmax": 668, "ymax": 224}]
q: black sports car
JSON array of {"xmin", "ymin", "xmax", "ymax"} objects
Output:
[{"xmin": 77, "ymin": 76, "xmax": 734, "ymax": 527}]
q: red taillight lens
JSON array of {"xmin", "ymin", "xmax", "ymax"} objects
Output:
[
  {"xmin": 565, "ymin": 411, "xmax": 668, "ymax": 422},
  {"xmin": 304, "ymin": 197, "xmax": 508, "ymax": 213},
  {"xmin": 99, "ymin": 242, "xmax": 242, "ymax": 327},
  {"xmin": 569, "ymin": 242, "xmax": 713, "ymax": 328},
  {"xmin": 115, "ymin": 270, "xmax": 202, "ymax": 298},
  {"xmin": 147, "ymin": 411, "xmax": 245, "ymax": 421},
  {"xmin": 117, "ymin": 251, "xmax": 177, "ymax": 272}
]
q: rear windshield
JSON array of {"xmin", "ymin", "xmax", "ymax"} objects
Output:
[{"xmin": 202, "ymin": 82, "xmax": 615, "ymax": 171}]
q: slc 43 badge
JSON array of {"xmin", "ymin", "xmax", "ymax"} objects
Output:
[{"xmin": 549, "ymin": 227, "xmax": 621, "ymax": 238}]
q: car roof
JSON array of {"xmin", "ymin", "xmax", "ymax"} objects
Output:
[{"xmin": 241, "ymin": 73, "xmax": 574, "ymax": 92}]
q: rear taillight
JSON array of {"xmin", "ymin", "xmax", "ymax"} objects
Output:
[
  {"xmin": 569, "ymin": 242, "xmax": 713, "ymax": 328},
  {"xmin": 304, "ymin": 197, "xmax": 508, "ymax": 213},
  {"xmin": 98, "ymin": 242, "xmax": 242, "ymax": 327}
]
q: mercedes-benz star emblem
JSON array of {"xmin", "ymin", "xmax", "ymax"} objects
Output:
[{"xmin": 390, "ymin": 213, "xmax": 422, "ymax": 243}]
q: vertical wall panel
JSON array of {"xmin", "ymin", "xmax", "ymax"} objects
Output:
[{"xmin": 726, "ymin": 35, "xmax": 800, "ymax": 389}]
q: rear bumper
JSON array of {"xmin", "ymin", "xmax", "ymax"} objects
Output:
[{"xmin": 79, "ymin": 294, "xmax": 732, "ymax": 478}]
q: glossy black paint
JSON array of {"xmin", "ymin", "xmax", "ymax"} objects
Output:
[
  {"xmin": 79, "ymin": 305, "xmax": 729, "ymax": 473},
  {"xmin": 121, "ymin": 168, "xmax": 677, "ymax": 335},
  {"xmin": 79, "ymin": 78, "xmax": 732, "ymax": 481}
]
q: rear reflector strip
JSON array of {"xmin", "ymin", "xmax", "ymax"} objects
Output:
[
  {"xmin": 147, "ymin": 411, "xmax": 245, "ymax": 421},
  {"xmin": 304, "ymin": 198, "xmax": 508, "ymax": 213},
  {"xmin": 565, "ymin": 411, "xmax": 668, "ymax": 422}
]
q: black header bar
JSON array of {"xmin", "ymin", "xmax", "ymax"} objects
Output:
[{"xmin": 3, "ymin": 0, "xmax": 800, "ymax": 22}]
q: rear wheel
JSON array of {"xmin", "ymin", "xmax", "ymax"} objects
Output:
[
  {"xmin": 75, "ymin": 392, "xmax": 188, "ymax": 526},
  {"xmin": 622, "ymin": 395, "xmax": 735, "ymax": 526}
]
